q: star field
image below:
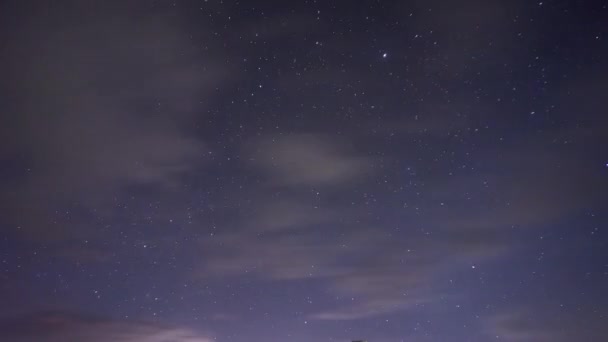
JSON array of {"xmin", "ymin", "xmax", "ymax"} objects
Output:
[{"xmin": 0, "ymin": 0, "xmax": 607, "ymax": 341}]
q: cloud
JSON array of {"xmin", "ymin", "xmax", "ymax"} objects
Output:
[
  {"xmin": 0, "ymin": 312, "xmax": 214, "ymax": 342},
  {"xmin": 483, "ymin": 307, "xmax": 608, "ymax": 342},
  {"xmin": 203, "ymin": 231, "xmax": 348, "ymax": 280},
  {"xmin": 485, "ymin": 312, "xmax": 556, "ymax": 341},
  {"xmin": 195, "ymin": 124, "xmax": 606, "ymax": 321},
  {"xmin": 249, "ymin": 134, "xmax": 370, "ymax": 186},
  {"xmin": 0, "ymin": 2, "xmax": 230, "ymax": 241},
  {"xmin": 200, "ymin": 212, "xmax": 505, "ymax": 319},
  {"xmin": 246, "ymin": 198, "xmax": 338, "ymax": 232},
  {"xmin": 196, "ymin": 129, "xmax": 536, "ymax": 320},
  {"xmin": 421, "ymin": 134, "xmax": 605, "ymax": 232}
]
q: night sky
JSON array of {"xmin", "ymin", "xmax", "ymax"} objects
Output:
[{"xmin": 1, "ymin": 0, "xmax": 607, "ymax": 341}]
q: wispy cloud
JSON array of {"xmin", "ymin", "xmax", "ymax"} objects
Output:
[
  {"xmin": 248, "ymin": 134, "xmax": 370, "ymax": 187},
  {"xmin": 0, "ymin": 312, "xmax": 214, "ymax": 342},
  {"xmin": 196, "ymin": 125, "xmax": 605, "ymax": 320},
  {"xmin": 483, "ymin": 307, "xmax": 608, "ymax": 342},
  {"xmin": 0, "ymin": 3, "xmax": 231, "ymax": 241}
]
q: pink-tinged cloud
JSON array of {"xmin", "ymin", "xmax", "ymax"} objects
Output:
[{"xmin": 0, "ymin": 312, "xmax": 214, "ymax": 342}]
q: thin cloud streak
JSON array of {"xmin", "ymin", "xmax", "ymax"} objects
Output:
[{"xmin": 0, "ymin": 312, "xmax": 214, "ymax": 342}]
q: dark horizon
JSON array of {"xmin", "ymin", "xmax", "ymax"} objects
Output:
[{"xmin": 1, "ymin": 0, "xmax": 607, "ymax": 341}]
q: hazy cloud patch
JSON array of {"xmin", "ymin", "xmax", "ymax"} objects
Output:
[{"xmin": 0, "ymin": 312, "xmax": 214, "ymax": 342}]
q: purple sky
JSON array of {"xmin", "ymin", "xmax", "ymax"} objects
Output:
[{"xmin": 1, "ymin": 0, "xmax": 607, "ymax": 341}]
